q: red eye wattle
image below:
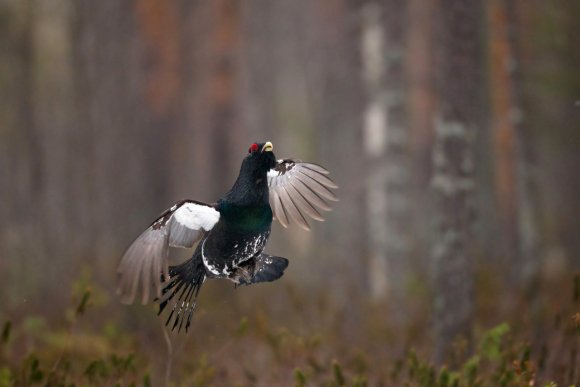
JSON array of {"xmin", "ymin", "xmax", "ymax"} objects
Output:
[{"xmin": 249, "ymin": 143, "xmax": 259, "ymax": 153}]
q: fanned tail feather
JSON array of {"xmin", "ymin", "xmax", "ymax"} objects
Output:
[{"xmin": 157, "ymin": 255, "xmax": 206, "ymax": 333}]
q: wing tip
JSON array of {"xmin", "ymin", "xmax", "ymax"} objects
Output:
[{"xmin": 118, "ymin": 291, "xmax": 135, "ymax": 305}]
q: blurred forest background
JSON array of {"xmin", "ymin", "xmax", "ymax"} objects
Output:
[{"xmin": 1, "ymin": 0, "xmax": 579, "ymax": 386}]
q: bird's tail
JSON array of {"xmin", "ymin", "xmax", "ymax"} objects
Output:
[
  {"xmin": 236, "ymin": 254, "xmax": 289, "ymax": 285},
  {"xmin": 158, "ymin": 254, "xmax": 206, "ymax": 333}
]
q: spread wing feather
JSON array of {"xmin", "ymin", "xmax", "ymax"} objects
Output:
[
  {"xmin": 267, "ymin": 160, "xmax": 338, "ymax": 230},
  {"xmin": 117, "ymin": 200, "xmax": 220, "ymax": 305}
]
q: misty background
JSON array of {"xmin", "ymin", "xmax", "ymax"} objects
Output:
[{"xmin": 0, "ymin": 0, "xmax": 579, "ymax": 385}]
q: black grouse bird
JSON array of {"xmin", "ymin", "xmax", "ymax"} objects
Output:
[{"xmin": 117, "ymin": 141, "xmax": 337, "ymax": 332}]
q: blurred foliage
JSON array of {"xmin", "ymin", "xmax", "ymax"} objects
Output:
[{"xmin": 0, "ymin": 270, "xmax": 577, "ymax": 386}]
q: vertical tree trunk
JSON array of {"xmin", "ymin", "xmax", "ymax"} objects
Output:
[
  {"xmin": 407, "ymin": 0, "xmax": 436, "ymax": 185},
  {"xmin": 382, "ymin": 0, "xmax": 409, "ymax": 318},
  {"xmin": 507, "ymin": 0, "xmax": 541, "ymax": 288},
  {"xmin": 328, "ymin": 0, "xmax": 368, "ymax": 341},
  {"xmin": 488, "ymin": 0, "xmax": 520, "ymax": 283},
  {"xmin": 432, "ymin": 0, "xmax": 483, "ymax": 365},
  {"xmin": 361, "ymin": 2, "xmax": 388, "ymax": 300},
  {"xmin": 407, "ymin": 0, "xmax": 436, "ymax": 270},
  {"xmin": 185, "ymin": 1, "xmax": 242, "ymax": 200},
  {"xmin": 506, "ymin": 0, "xmax": 546, "ymax": 361},
  {"xmin": 72, "ymin": 1, "xmax": 139, "ymax": 262},
  {"xmin": 238, "ymin": 0, "xmax": 277, "ymax": 141},
  {"xmin": 1, "ymin": 0, "xmax": 47, "ymax": 301},
  {"xmin": 307, "ymin": 0, "xmax": 368, "ymax": 340},
  {"xmin": 488, "ymin": 0, "xmax": 543, "ymax": 293},
  {"xmin": 209, "ymin": 0, "xmax": 242, "ymax": 187},
  {"xmin": 33, "ymin": 0, "xmax": 78, "ymax": 301},
  {"xmin": 361, "ymin": 0, "xmax": 410, "ymax": 322}
]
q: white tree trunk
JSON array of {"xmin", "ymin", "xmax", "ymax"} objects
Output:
[{"xmin": 362, "ymin": 1, "xmax": 409, "ymax": 312}]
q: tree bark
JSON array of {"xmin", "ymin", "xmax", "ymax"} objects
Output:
[
  {"xmin": 361, "ymin": 1, "xmax": 410, "ymax": 323},
  {"xmin": 432, "ymin": 0, "xmax": 483, "ymax": 365},
  {"xmin": 488, "ymin": 0, "xmax": 520, "ymax": 284},
  {"xmin": 407, "ymin": 0, "xmax": 436, "ymax": 271},
  {"xmin": 508, "ymin": 0, "xmax": 542, "ymax": 287}
]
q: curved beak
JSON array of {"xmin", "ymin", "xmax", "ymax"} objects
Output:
[{"xmin": 262, "ymin": 142, "xmax": 273, "ymax": 152}]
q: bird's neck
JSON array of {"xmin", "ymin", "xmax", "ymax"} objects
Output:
[
  {"xmin": 223, "ymin": 170, "xmax": 269, "ymax": 206},
  {"xmin": 219, "ymin": 171, "xmax": 272, "ymax": 232}
]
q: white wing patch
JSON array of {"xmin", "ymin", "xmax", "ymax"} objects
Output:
[
  {"xmin": 173, "ymin": 202, "xmax": 220, "ymax": 231},
  {"xmin": 117, "ymin": 200, "xmax": 220, "ymax": 305}
]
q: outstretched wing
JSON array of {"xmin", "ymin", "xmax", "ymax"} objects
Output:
[
  {"xmin": 117, "ymin": 200, "xmax": 220, "ymax": 305},
  {"xmin": 267, "ymin": 159, "xmax": 338, "ymax": 230}
]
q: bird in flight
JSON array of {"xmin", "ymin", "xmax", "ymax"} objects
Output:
[{"xmin": 117, "ymin": 142, "xmax": 338, "ymax": 332}]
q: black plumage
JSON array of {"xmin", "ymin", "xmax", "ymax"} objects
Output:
[{"xmin": 117, "ymin": 141, "xmax": 337, "ymax": 332}]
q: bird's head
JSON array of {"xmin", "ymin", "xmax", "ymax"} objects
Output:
[{"xmin": 245, "ymin": 141, "xmax": 277, "ymax": 174}]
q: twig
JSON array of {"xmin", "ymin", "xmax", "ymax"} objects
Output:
[{"xmin": 162, "ymin": 324, "xmax": 173, "ymax": 387}]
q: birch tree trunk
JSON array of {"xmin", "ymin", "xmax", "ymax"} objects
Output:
[
  {"xmin": 432, "ymin": 0, "xmax": 483, "ymax": 365},
  {"xmin": 361, "ymin": 1, "xmax": 410, "ymax": 321},
  {"xmin": 361, "ymin": 2, "xmax": 388, "ymax": 300}
]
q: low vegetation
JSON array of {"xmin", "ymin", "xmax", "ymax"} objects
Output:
[{"xmin": 1, "ymin": 271, "xmax": 578, "ymax": 386}]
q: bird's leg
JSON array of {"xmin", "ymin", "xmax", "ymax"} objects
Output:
[{"xmin": 229, "ymin": 259, "xmax": 256, "ymax": 286}]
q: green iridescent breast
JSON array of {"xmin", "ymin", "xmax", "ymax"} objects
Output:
[{"xmin": 218, "ymin": 202, "xmax": 272, "ymax": 233}]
